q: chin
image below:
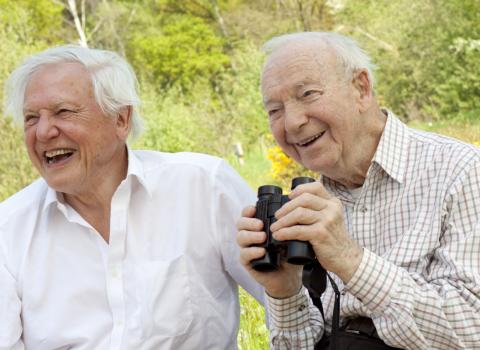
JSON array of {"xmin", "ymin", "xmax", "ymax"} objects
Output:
[
  {"xmin": 44, "ymin": 176, "xmax": 76, "ymax": 194},
  {"xmin": 301, "ymin": 159, "xmax": 333, "ymax": 175}
]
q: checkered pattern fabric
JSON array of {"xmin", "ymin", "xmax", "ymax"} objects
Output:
[{"xmin": 267, "ymin": 111, "xmax": 480, "ymax": 349}]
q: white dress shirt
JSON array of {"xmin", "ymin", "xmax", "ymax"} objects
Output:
[
  {"xmin": 268, "ymin": 112, "xmax": 480, "ymax": 349},
  {"xmin": 0, "ymin": 149, "xmax": 264, "ymax": 350}
]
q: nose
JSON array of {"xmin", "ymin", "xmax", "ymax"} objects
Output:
[
  {"xmin": 283, "ymin": 101, "xmax": 308, "ymax": 133},
  {"xmin": 36, "ymin": 114, "xmax": 60, "ymax": 141}
]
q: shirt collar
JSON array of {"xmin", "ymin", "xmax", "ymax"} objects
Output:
[
  {"xmin": 371, "ymin": 109, "xmax": 409, "ymax": 184},
  {"xmin": 42, "ymin": 146, "xmax": 151, "ymax": 214},
  {"xmin": 125, "ymin": 147, "xmax": 151, "ymax": 197},
  {"xmin": 43, "ymin": 182, "xmax": 61, "ymax": 213}
]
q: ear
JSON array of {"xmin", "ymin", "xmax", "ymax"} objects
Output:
[
  {"xmin": 352, "ymin": 69, "xmax": 373, "ymax": 112},
  {"xmin": 115, "ymin": 106, "xmax": 132, "ymax": 141}
]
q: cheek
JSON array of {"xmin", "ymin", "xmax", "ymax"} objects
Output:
[
  {"xmin": 270, "ymin": 120, "xmax": 285, "ymax": 142},
  {"xmin": 24, "ymin": 130, "xmax": 36, "ymax": 155},
  {"xmin": 270, "ymin": 122, "xmax": 296, "ymax": 155}
]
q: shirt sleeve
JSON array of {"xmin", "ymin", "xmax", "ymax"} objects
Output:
[
  {"xmin": 212, "ymin": 160, "xmax": 265, "ymax": 305},
  {"xmin": 267, "ymin": 287, "xmax": 324, "ymax": 349},
  {"xmin": 0, "ymin": 238, "xmax": 24, "ymax": 350},
  {"xmin": 345, "ymin": 160, "xmax": 480, "ymax": 350}
]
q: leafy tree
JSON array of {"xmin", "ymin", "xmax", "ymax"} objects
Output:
[
  {"xmin": 339, "ymin": 0, "xmax": 480, "ymax": 122},
  {"xmin": 0, "ymin": 0, "xmax": 65, "ymax": 200},
  {"xmin": 0, "ymin": 118, "xmax": 38, "ymax": 201},
  {"xmin": 127, "ymin": 15, "xmax": 230, "ymax": 89}
]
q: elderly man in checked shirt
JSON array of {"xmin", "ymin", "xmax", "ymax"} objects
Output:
[{"xmin": 237, "ymin": 32, "xmax": 480, "ymax": 350}]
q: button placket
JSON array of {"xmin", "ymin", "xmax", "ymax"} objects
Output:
[{"xmin": 106, "ymin": 180, "xmax": 131, "ymax": 350}]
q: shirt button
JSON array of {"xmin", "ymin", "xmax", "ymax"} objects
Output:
[
  {"xmin": 298, "ymin": 304, "xmax": 306, "ymax": 311},
  {"xmin": 360, "ymin": 206, "xmax": 368, "ymax": 213}
]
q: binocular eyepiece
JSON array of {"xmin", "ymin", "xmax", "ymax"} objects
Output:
[{"xmin": 251, "ymin": 176, "xmax": 316, "ymax": 272}]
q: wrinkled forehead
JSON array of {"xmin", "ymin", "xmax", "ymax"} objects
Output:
[
  {"xmin": 261, "ymin": 41, "xmax": 339, "ymax": 95},
  {"xmin": 24, "ymin": 62, "xmax": 95, "ymax": 110}
]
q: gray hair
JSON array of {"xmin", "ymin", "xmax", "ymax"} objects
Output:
[
  {"xmin": 263, "ymin": 32, "xmax": 377, "ymax": 90},
  {"xmin": 4, "ymin": 45, "xmax": 143, "ymax": 141}
]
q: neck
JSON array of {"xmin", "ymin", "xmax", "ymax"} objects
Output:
[
  {"xmin": 336, "ymin": 107, "xmax": 387, "ymax": 189},
  {"xmin": 64, "ymin": 147, "xmax": 128, "ymax": 242}
]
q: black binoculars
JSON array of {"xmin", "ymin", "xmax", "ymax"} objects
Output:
[{"xmin": 251, "ymin": 176, "xmax": 317, "ymax": 272}]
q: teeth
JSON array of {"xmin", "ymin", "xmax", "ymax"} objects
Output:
[
  {"xmin": 297, "ymin": 132, "xmax": 325, "ymax": 146},
  {"xmin": 45, "ymin": 149, "xmax": 74, "ymax": 158}
]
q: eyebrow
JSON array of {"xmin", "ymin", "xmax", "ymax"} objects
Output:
[
  {"xmin": 262, "ymin": 80, "xmax": 322, "ymax": 105},
  {"xmin": 23, "ymin": 101, "xmax": 77, "ymax": 114}
]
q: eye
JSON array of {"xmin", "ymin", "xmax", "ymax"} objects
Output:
[
  {"xmin": 302, "ymin": 89, "xmax": 320, "ymax": 98},
  {"xmin": 57, "ymin": 108, "xmax": 71, "ymax": 114},
  {"xmin": 267, "ymin": 108, "xmax": 282, "ymax": 120},
  {"xmin": 24, "ymin": 115, "xmax": 39, "ymax": 126},
  {"xmin": 303, "ymin": 90, "xmax": 314, "ymax": 96}
]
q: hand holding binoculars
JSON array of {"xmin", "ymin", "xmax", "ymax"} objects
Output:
[{"xmin": 251, "ymin": 177, "xmax": 317, "ymax": 272}]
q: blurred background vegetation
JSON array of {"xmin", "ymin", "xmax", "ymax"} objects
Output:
[{"xmin": 1, "ymin": 0, "xmax": 479, "ymax": 348}]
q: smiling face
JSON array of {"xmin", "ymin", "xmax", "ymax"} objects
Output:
[
  {"xmin": 261, "ymin": 40, "xmax": 371, "ymax": 182},
  {"xmin": 23, "ymin": 62, "xmax": 129, "ymax": 196}
]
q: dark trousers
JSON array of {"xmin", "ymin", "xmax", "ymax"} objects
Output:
[{"xmin": 315, "ymin": 317, "xmax": 402, "ymax": 350}]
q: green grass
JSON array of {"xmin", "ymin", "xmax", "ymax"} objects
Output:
[
  {"xmin": 238, "ymin": 288, "xmax": 269, "ymax": 349},
  {"xmin": 227, "ymin": 142, "xmax": 273, "ymax": 191},
  {"xmin": 229, "ymin": 143, "xmax": 271, "ymax": 349},
  {"xmin": 407, "ymin": 118, "xmax": 480, "ymax": 143}
]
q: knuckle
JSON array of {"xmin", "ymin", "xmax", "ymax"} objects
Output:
[
  {"xmin": 236, "ymin": 230, "xmax": 247, "ymax": 245},
  {"xmin": 302, "ymin": 193, "xmax": 315, "ymax": 206}
]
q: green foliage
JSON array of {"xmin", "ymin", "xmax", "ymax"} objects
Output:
[
  {"xmin": 2, "ymin": 0, "xmax": 480, "ymax": 348},
  {"xmin": 0, "ymin": 118, "xmax": 38, "ymax": 201},
  {"xmin": 339, "ymin": 0, "xmax": 480, "ymax": 122},
  {"xmin": 128, "ymin": 15, "xmax": 230, "ymax": 89},
  {"xmin": 0, "ymin": 0, "xmax": 64, "ymax": 44},
  {"xmin": 238, "ymin": 288, "xmax": 268, "ymax": 350},
  {"xmin": 134, "ymin": 82, "xmax": 213, "ymax": 153},
  {"xmin": 0, "ymin": 0, "xmax": 64, "ymax": 113},
  {"xmin": 431, "ymin": 36, "xmax": 480, "ymax": 121},
  {"xmin": 133, "ymin": 42, "xmax": 268, "ymax": 157}
]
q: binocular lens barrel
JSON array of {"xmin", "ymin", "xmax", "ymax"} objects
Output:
[
  {"xmin": 286, "ymin": 240, "xmax": 315, "ymax": 265},
  {"xmin": 251, "ymin": 251, "xmax": 280, "ymax": 272},
  {"xmin": 291, "ymin": 176, "xmax": 315, "ymax": 189}
]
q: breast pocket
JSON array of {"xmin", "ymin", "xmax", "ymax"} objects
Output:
[{"xmin": 135, "ymin": 255, "xmax": 194, "ymax": 338}]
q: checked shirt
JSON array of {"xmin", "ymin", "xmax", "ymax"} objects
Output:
[{"xmin": 267, "ymin": 111, "xmax": 480, "ymax": 350}]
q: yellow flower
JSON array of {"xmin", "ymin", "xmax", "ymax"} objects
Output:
[{"xmin": 266, "ymin": 146, "xmax": 316, "ymax": 188}]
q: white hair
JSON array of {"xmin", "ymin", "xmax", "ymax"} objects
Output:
[
  {"xmin": 4, "ymin": 45, "xmax": 143, "ymax": 141},
  {"xmin": 263, "ymin": 32, "xmax": 377, "ymax": 90}
]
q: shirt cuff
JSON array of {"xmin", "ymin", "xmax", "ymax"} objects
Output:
[
  {"xmin": 266, "ymin": 287, "xmax": 311, "ymax": 331},
  {"xmin": 344, "ymin": 248, "xmax": 400, "ymax": 315}
]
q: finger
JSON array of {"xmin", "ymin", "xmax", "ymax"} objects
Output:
[
  {"xmin": 239, "ymin": 246, "xmax": 266, "ymax": 266},
  {"xmin": 272, "ymin": 224, "xmax": 319, "ymax": 242},
  {"xmin": 236, "ymin": 230, "xmax": 267, "ymax": 248},
  {"xmin": 241, "ymin": 205, "xmax": 256, "ymax": 218},
  {"xmin": 275, "ymin": 192, "xmax": 329, "ymax": 218},
  {"xmin": 236, "ymin": 216, "xmax": 263, "ymax": 231},
  {"xmin": 290, "ymin": 181, "xmax": 332, "ymax": 200},
  {"xmin": 271, "ymin": 207, "xmax": 318, "ymax": 232}
]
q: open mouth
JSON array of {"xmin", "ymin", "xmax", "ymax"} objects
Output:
[
  {"xmin": 44, "ymin": 148, "xmax": 75, "ymax": 165},
  {"xmin": 296, "ymin": 131, "xmax": 326, "ymax": 147}
]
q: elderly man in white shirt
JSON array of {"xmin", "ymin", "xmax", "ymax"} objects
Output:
[{"xmin": 0, "ymin": 45, "xmax": 263, "ymax": 349}]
